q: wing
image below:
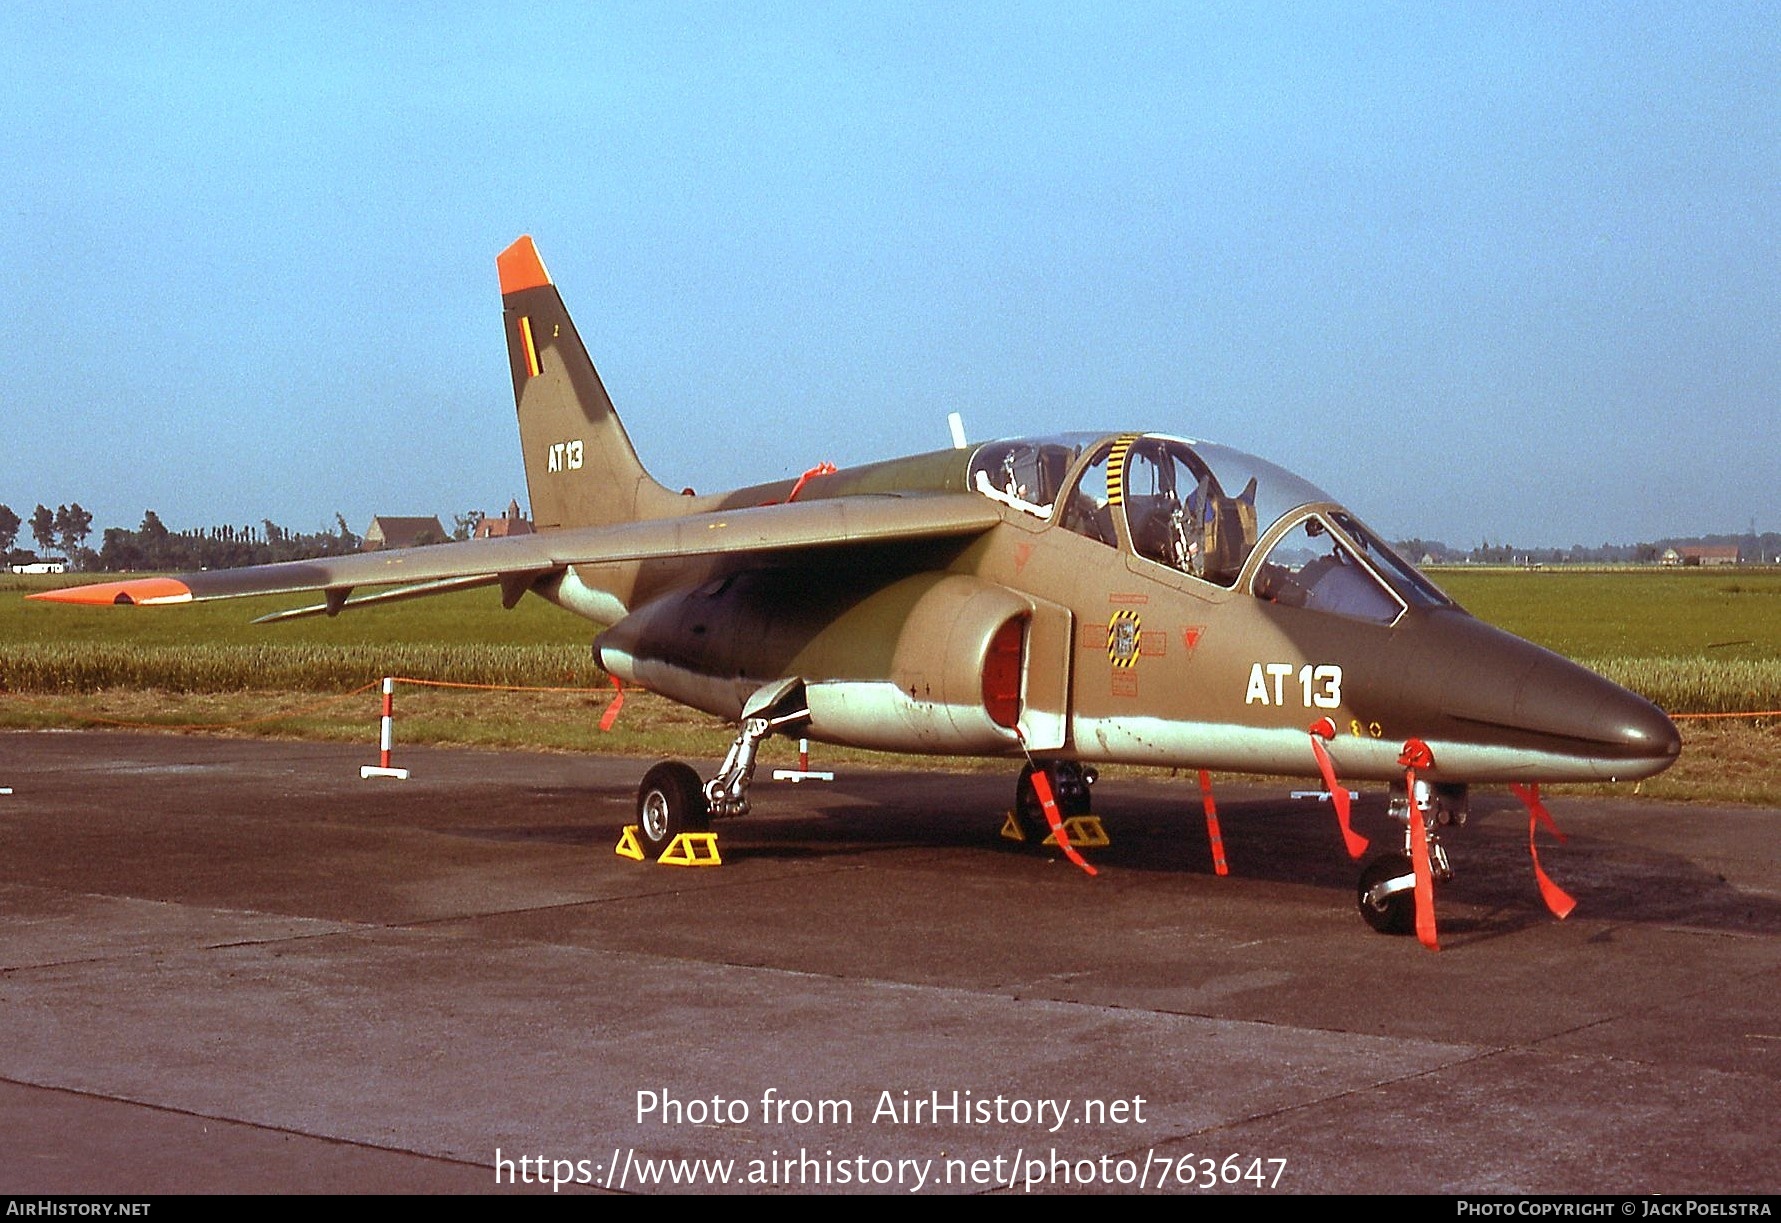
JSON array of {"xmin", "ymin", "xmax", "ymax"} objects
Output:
[{"xmin": 28, "ymin": 494, "xmax": 1003, "ymax": 620}]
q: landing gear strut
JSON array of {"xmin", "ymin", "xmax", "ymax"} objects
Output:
[
  {"xmin": 702, "ymin": 705, "xmax": 810, "ymax": 817},
  {"xmin": 633, "ymin": 680, "xmax": 811, "ymax": 851},
  {"xmin": 1355, "ymin": 780, "xmax": 1466, "ymax": 934}
]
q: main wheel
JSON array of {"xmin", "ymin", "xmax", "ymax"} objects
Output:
[
  {"xmin": 1357, "ymin": 853, "xmax": 1417, "ymax": 935},
  {"xmin": 1013, "ymin": 762, "xmax": 1092, "ymax": 845},
  {"xmin": 636, "ymin": 761, "xmax": 710, "ymax": 858}
]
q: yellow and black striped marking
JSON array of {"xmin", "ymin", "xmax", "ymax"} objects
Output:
[
  {"xmin": 1108, "ymin": 609, "xmax": 1142, "ymax": 668},
  {"xmin": 1105, "ymin": 433, "xmax": 1140, "ymax": 508}
]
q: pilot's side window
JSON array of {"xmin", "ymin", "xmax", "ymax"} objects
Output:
[
  {"xmin": 1252, "ymin": 516, "xmax": 1402, "ymax": 625},
  {"xmin": 1058, "ymin": 449, "xmax": 1117, "ymax": 548}
]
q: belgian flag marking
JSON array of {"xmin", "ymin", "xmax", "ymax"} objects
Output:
[{"xmin": 518, "ymin": 316, "xmax": 542, "ymax": 378}]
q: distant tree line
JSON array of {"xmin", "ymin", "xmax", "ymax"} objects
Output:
[
  {"xmin": 1395, "ymin": 533, "xmax": 1781, "ymax": 566},
  {"xmin": 0, "ymin": 503, "xmax": 95, "ymax": 568},
  {"xmin": 0, "ymin": 503, "xmax": 361, "ymax": 571},
  {"xmin": 95, "ymin": 513, "xmax": 362, "ymax": 571}
]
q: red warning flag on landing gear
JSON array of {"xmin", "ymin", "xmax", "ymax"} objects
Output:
[
  {"xmin": 1197, "ymin": 769, "xmax": 1228, "ymax": 876},
  {"xmin": 1398, "ymin": 739, "xmax": 1439, "ymax": 952},
  {"xmin": 599, "ymin": 675, "xmax": 626, "ymax": 732},
  {"xmin": 1309, "ymin": 718, "xmax": 1368, "ymax": 859},
  {"xmin": 1027, "ymin": 767, "xmax": 1098, "ymax": 878}
]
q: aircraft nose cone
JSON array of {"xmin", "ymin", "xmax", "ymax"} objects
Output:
[
  {"xmin": 1407, "ymin": 612, "xmax": 1681, "ymax": 782},
  {"xmin": 1508, "ymin": 648, "xmax": 1681, "ymax": 777},
  {"xmin": 1593, "ymin": 679, "xmax": 1682, "ymax": 765}
]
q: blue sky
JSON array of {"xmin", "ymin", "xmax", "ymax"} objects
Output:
[{"xmin": 3, "ymin": 2, "xmax": 1776, "ymax": 548}]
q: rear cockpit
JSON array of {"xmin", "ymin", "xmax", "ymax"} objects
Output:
[
  {"xmin": 969, "ymin": 431, "xmax": 1453, "ymax": 624},
  {"xmin": 967, "ymin": 434, "xmax": 1101, "ymax": 520}
]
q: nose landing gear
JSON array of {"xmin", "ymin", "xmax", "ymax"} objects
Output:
[
  {"xmin": 1355, "ymin": 780, "xmax": 1465, "ymax": 935},
  {"xmin": 632, "ymin": 679, "xmax": 812, "ymax": 858}
]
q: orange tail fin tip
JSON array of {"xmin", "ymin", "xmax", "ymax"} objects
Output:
[{"xmin": 497, "ymin": 235, "xmax": 552, "ymax": 295}]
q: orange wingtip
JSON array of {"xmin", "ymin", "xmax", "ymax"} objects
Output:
[
  {"xmin": 27, "ymin": 578, "xmax": 193, "ymax": 606},
  {"xmin": 497, "ymin": 235, "xmax": 552, "ymax": 294}
]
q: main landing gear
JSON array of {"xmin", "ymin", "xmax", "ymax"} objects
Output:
[
  {"xmin": 632, "ymin": 680, "xmax": 811, "ymax": 858},
  {"xmin": 1356, "ymin": 781, "xmax": 1466, "ymax": 934},
  {"xmin": 1011, "ymin": 761, "xmax": 1096, "ymax": 845}
]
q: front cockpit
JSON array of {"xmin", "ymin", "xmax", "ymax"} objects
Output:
[{"xmin": 968, "ymin": 431, "xmax": 1453, "ymax": 626}]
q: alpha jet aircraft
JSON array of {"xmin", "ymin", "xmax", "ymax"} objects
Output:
[{"xmin": 36, "ymin": 236, "xmax": 1680, "ymax": 937}]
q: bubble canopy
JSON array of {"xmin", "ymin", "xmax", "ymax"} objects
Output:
[{"xmin": 968, "ymin": 431, "xmax": 1450, "ymax": 622}]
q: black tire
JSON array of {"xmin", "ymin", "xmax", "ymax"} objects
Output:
[
  {"xmin": 1357, "ymin": 853, "xmax": 1417, "ymax": 935},
  {"xmin": 1013, "ymin": 762, "xmax": 1092, "ymax": 846},
  {"xmin": 636, "ymin": 761, "xmax": 710, "ymax": 858}
]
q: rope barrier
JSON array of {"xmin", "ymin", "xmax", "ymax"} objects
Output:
[
  {"xmin": 0, "ymin": 674, "xmax": 618, "ymax": 737},
  {"xmin": 1669, "ymin": 709, "xmax": 1781, "ymax": 721},
  {"xmin": 382, "ymin": 677, "xmax": 615, "ymax": 694}
]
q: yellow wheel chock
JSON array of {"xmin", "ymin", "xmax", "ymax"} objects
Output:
[
  {"xmin": 615, "ymin": 825, "xmax": 723, "ymax": 866},
  {"xmin": 615, "ymin": 825, "xmax": 645, "ymax": 861},
  {"xmin": 656, "ymin": 832, "xmax": 722, "ymax": 867},
  {"xmin": 1044, "ymin": 815, "xmax": 1109, "ymax": 848},
  {"xmin": 1000, "ymin": 811, "xmax": 1109, "ymax": 848}
]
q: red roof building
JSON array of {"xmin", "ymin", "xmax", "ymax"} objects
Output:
[{"xmin": 475, "ymin": 499, "xmax": 534, "ymax": 539}]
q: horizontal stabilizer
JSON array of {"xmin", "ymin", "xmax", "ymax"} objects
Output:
[
  {"xmin": 249, "ymin": 574, "xmax": 516, "ymax": 623},
  {"xmin": 28, "ymin": 577, "xmax": 195, "ymax": 606}
]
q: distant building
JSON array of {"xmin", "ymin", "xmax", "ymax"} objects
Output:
[
  {"xmin": 1666, "ymin": 545, "xmax": 1740, "ymax": 567},
  {"xmin": 9, "ymin": 557, "xmax": 68, "ymax": 574},
  {"xmin": 362, "ymin": 516, "xmax": 447, "ymax": 551},
  {"xmin": 474, "ymin": 499, "xmax": 534, "ymax": 540}
]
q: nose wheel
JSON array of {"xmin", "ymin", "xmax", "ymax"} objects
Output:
[
  {"xmin": 636, "ymin": 761, "xmax": 711, "ymax": 858},
  {"xmin": 1356, "ymin": 779, "xmax": 1461, "ymax": 935},
  {"xmin": 1357, "ymin": 853, "xmax": 1417, "ymax": 934}
]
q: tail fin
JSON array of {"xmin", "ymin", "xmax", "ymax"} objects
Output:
[{"xmin": 497, "ymin": 236, "xmax": 680, "ymax": 530}]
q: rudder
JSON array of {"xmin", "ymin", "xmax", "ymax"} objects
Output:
[{"xmin": 497, "ymin": 236, "xmax": 679, "ymax": 530}]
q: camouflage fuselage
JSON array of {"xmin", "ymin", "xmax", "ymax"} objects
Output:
[{"xmin": 556, "ymin": 443, "xmax": 1678, "ymax": 785}]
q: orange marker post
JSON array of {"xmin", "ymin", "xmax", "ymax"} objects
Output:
[
  {"xmin": 360, "ymin": 677, "xmax": 410, "ymax": 780},
  {"xmin": 772, "ymin": 738, "xmax": 834, "ymax": 783}
]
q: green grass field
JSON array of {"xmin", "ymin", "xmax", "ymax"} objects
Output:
[
  {"xmin": 1433, "ymin": 567, "xmax": 1781, "ymax": 661},
  {"xmin": 4, "ymin": 568, "xmax": 1778, "ymax": 803},
  {"xmin": 1433, "ymin": 568, "xmax": 1781, "ymax": 716}
]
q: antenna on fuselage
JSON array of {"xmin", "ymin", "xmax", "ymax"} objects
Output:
[{"xmin": 947, "ymin": 412, "xmax": 968, "ymax": 450}]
